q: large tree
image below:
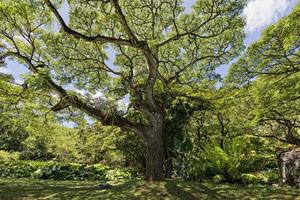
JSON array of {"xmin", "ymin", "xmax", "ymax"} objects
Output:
[{"xmin": 0, "ymin": 0, "xmax": 245, "ymax": 180}]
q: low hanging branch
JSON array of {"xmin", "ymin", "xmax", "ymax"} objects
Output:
[
  {"xmin": 51, "ymin": 96, "xmax": 73, "ymax": 112},
  {"xmin": 0, "ymin": 51, "xmax": 147, "ymax": 137}
]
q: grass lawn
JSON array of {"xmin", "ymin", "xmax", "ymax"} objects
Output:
[{"xmin": 0, "ymin": 178, "xmax": 299, "ymax": 200}]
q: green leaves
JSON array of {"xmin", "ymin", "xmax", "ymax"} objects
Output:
[
  {"xmin": 224, "ymin": 3, "xmax": 300, "ymax": 146},
  {"xmin": 226, "ymin": 3, "xmax": 300, "ymax": 85},
  {"xmin": 0, "ymin": 160, "xmax": 109, "ymax": 181},
  {"xmin": 0, "ymin": 0, "xmax": 248, "ymax": 126}
]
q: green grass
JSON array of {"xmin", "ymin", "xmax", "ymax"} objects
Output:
[{"xmin": 0, "ymin": 178, "xmax": 299, "ymax": 200}]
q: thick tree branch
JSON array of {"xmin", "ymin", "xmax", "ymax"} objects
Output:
[
  {"xmin": 156, "ymin": 12, "xmax": 220, "ymax": 48},
  {"xmin": 252, "ymin": 134, "xmax": 297, "ymax": 145},
  {"xmin": 44, "ymin": 0, "xmax": 133, "ymax": 47},
  {"xmin": 166, "ymin": 53, "xmax": 225, "ymax": 85},
  {"xmin": 110, "ymin": 0, "xmax": 138, "ymax": 45},
  {"xmin": 109, "ymin": 0, "xmax": 159, "ymax": 112},
  {"xmin": 45, "ymin": 0, "xmax": 159, "ymax": 114}
]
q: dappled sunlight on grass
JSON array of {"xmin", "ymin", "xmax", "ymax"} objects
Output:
[{"xmin": 0, "ymin": 178, "xmax": 299, "ymax": 200}]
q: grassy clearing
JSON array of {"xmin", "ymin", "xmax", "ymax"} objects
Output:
[{"xmin": 0, "ymin": 178, "xmax": 299, "ymax": 200}]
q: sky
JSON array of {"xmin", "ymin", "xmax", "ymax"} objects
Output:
[{"xmin": 0, "ymin": 0, "xmax": 298, "ymax": 82}]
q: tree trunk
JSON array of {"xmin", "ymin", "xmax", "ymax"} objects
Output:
[{"xmin": 145, "ymin": 131, "xmax": 165, "ymax": 181}]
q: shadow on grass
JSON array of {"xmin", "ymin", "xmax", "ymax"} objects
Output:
[
  {"xmin": 165, "ymin": 180, "xmax": 300, "ymax": 200},
  {"xmin": 0, "ymin": 178, "xmax": 300, "ymax": 200},
  {"xmin": 165, "ymin": 180, "xmax": 233, "ymax": 200},
  {"xmin": 165, "ymin": 181, "xmax": 201, "ymax": 200},
  {"xmin": 0, "ymin": 178, "xmax": 138, "ymax": 200}
]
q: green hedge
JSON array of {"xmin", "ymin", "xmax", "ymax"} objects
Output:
[{"xmin": 0, "ymin": 160, "xmax": 109, "ymax": 181}]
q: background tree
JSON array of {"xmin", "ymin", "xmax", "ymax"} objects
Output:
[
  {"xmin": 227, "ymin": 3, "xmax": 300, "ymax": 146},
  {"xmin": 0, "ymin": 75, "xmax": 29, "ymax": 151}
]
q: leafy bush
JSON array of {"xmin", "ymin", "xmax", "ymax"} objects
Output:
[
  {"xmin": 240, "ymin": 170, "xmax": 280, "ymax": 184},
  {"xmin": 241, "ymin": 173, "xmax": 262, "ymax": 184},
  {"xmin": 180, "ymin": 137, "xmax": 273, "ymax": 183},
  {"xmin": 0, "ymin": 160, "xmax": 110, "ymax": 181},
  {"xmin": 30, "ymin": 162, "xmax": 109, "ymax": 181},
  {"xmin": 212, "ymin": 174, "xmax": 225, "ymax": 183},
  {"xmin": 247, "ymin": 169, "xmax": 280, "ymax": 184},
  {"xmin": 21, "ymin": 135, "xmax": 54, "ymax": 161},
  {"xmin": 0, "ymin": 161, "xmax": 35, "ymax": 178},
  {"xmin": 0, "ymin": 121, "xmax": 29, "ymax": 152},
  {"xmin": 262, "ymin": 169, "xmax": 281, "ymax": 183},
  {"xmin": 105, "ymin": 168, "xmax": 139, "ymax": 181},
  {"xmin": 0, "ymin": 150, "xmax": 20, "ymax": 162}
]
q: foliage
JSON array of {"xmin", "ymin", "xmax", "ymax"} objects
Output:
[
  {"xmin": 212, "ymin": 174, "xmax": 225, "ymax": 184},
  {"xmin": 30, "ymin": 162, "xmax": 108, "ymax": 181},
  {"xmin": 0, "ymin": 122, "xmax": 28, "ymax": 152},
  {"xmin": 227, "ymin": 3, "xmax": 300, "ymax": 85},
  {"xmin": 0, "ymin": 150, "xmax": 20, "ymax": 162},
  {"xmin": 240, "ymin": 170, "xmax": 281, "ymax": 184},
  {"xmin": 0, "ymin": 82, "xmax": 29, "ymax": 152},
  {"xmin": 75, "ymin": 124, "xmax": 123, "ymax": 166},
  {"xmin": 226, "ymin": 3, "xmax": 300, "ymax": 145},
  {"xmin": 0, "ymin": 160, "xmax": 109, "ymax": 181},
  {"xmin": 180, "ymin": 137, "xmax": 273, "ymax": 183},
  {"xmin": 21, "ymin": 135, "xmax": 55, "ymax": 161},
  {"xmin": 105, "ymin": 168, "xmax": 139, "ymax": 181},
  {"xmin": 115, "ymin": 131, "xmax": 146, "ymax": 170}
]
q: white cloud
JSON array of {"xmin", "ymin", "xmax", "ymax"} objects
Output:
[{"xmin": 244, "ymin": 0, "xmax": 294, "ymax": 33}]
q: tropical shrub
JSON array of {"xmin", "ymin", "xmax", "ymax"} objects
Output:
[
  {"xmin": 0, "ymin": 150, "xmax": 20, "ymax": 162},
  {"xmin": 0, "ymin": 121, "xmax": 29, "ymax": 152},
  {"xmin": 0, "ymin": 161, "xmax": 35, "ymax": 178},
  {"xmin": 21, "ymin": 135, "xmax": 54, "ymax": 161},
  {"xmin": 0, "ymin": 160, "xmax": 110, "ymax": 181},
  {"xmin": 105, "ymin": 168, "xmax": 138, "ymax": 181},
  {"xmin": 240, "ymin": 170, "xmax": 280, "ymax": 184},
  {"xmin": 180, "ymin": 137, "xmax": 273, "ymax": 183}
]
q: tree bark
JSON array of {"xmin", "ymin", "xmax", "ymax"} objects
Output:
[{"xmin": 145, "ymin": 130, "xmax": 165, "ymax": 181}]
